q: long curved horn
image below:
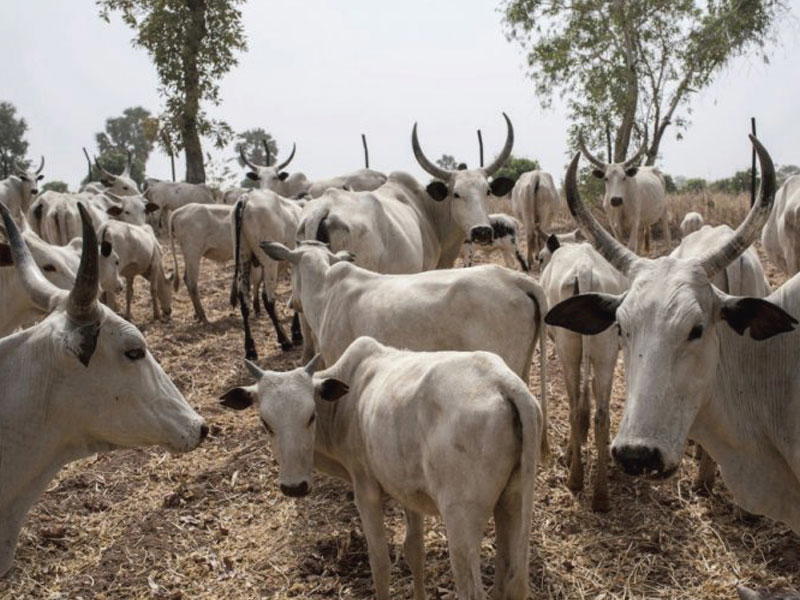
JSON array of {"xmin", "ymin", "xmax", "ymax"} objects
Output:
[
  {"xmin": 700, "ymin": 135, "xmax": 776, "ymax": 278},
  {"xmin": 239, "ymin": 146, "xmax": 261, "ymax": 170},
  {"xmin": 66, "ymin": 203, "xmax": 100, "ymax": 323},
  {"xmin": 361, "ymin": 133, "xmax": 369, "ymax": 169},
  {"xmin": 477, "ymin": 129, "xmax": 484, "ymax": 168},
  {"xmin": 35, "ymin": 155, "xmax": 45, "ymax": 175},
  {"xmin": 123, "ymin": 149, "xmax": 132, "ymax": 176},
  {"xmin": 564, "ymin": 152, "xmax": 640, "ymax": 275},
  {"xmin": 623, "ymin": 141, "xmax": 647, "ymax": 168},
  {"xmin": 262, "ymin": 139, "xmax": 272, "ymax": 166},
  {"xmin": 577, "ymin": 132, "xmax": 606, "ymax": 169},
  {"xmin": 411, "ymin": 123, "xmax": 451, "ymax": 181},
  {"xmin": 482, "ymin": 112, "xmax": 514, "ymax": 176},
  {"xmin": 94, "ymin": 157, "xmax": 116, "ymax": 181},
  {"xmin": 276, "ymin": 143, "xmax": 296, "ymax": 172},
  {"xmin": 0, "ymin": 201, "xmax": 60, "ymax": 311},
  {"xmin": 82, "ymin": 147, "xmax": 93, "ymax": 180}
]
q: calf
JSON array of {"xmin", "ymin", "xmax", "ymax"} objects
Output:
[
  {"xmin": 461, "ymin": 213, "xmax": 528, "ymax": 271},
  {"xmin": 679, "ymin": 211, "xmax": 704, "ymax": 237},
  {"xmin": 221, "ymin": 337, "xmax": 541, "ymax": 600},
  {"xmin": 98, "ymin": 220, "xmax": 172, "ymax": 321},
  {"xmin": 511, "ymin": 169, "xmax": 560, "ymax": 267},
  {"xmin": 0, "ymin": 157, "xmax": 44, "ymax": 224},
  {"xmin": 0, "ymin": 202, "xmax": 206, "ymax": 577}
]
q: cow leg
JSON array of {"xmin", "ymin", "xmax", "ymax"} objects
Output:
[
  {"xmin": 463, "ymin": 242, "xmax": 474, "ymax": 267},
  {"xmin": 644, "ymin": 225, "xmax": 651, "ymax": 254},
  {"xmin": 441, "ymin": 503, "xmax": 486, "ymax": 600},
  {"xmin": 492, "ymin": 479, "xmax": 531, "ymax": 600},
  {"xmin": 662, "ymin": 212, "xmax": 672, "ymax": 249},
  {"xmin": 291, "ymin": 311, "xmax": 303, "ymax": 344},
  {"xmin": 149, "ymin": 276, "xmax": 161, "ymax": 321},
  {"xmin": 124, "ymin": 277, "xmax": 135, "ymax": 321},
  {"xmin": 261, "ymin": 264, "xmax": 292, "ymax": 351},
  {"xmin": 353, "ymin": 478, "xmax": 390, "ymax": 600},
  {"xmin": 403, "ymin": 509, "xmax": 426, "ymax": 600},
  {"xmin": 590, "ymin": 347, "xmax": 615, "ymax": 513},
  {"xmin": 526, "ymin": 230, "xmax": 535, "ymax": 272},
  {"xmin": 183, "ymin": 258, "xmax": 207, "ymax": 323},
  {"xmin": 694, "ymin": 446, "xmax": 717, "ymax": 494},
  {"xmin": 557, "ymin": 334, "xmax": 585, "ymax": 492},
  {"xmin": 237, "ymin": 257, "xmax": 258, "ymax": 360},
  {"xmin": 252, "ymin": 277, "xmax": 262, "ymax": 316}
]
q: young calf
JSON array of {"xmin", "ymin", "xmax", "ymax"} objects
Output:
[
  {"xmin": 98, "ymin": 220, "xmax": 172, "ymax": 321},
  {"xmin": 540, "ymin": 233, "xmax": 627, "ymax": 511},
  {"xmin": 461, "ymin": 213, "xmax": 528, "ymax": 271},
  {"xmin": 221, "ymin": 336, "xmax": 542, "ymax": 600}
]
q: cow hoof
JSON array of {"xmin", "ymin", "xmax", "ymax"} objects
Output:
[{"xmin": 280, "ymin": 341, "xmax": 294, "ymax": 352}]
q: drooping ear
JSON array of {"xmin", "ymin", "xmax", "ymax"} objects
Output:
[
  {"xmin": 219, "ymin": 386, "xmax": 256, "ymax": 410},
  {"xmin": 546, "ymin": 234, "xmax": 560, "ymax": 255},
  {"xmin": 489, "ymin": 176, "xmax": 514, "ymax": 197},
  {"xmin": 278, "ymin": 172, "xmax": 290, "ymax": 181},
  {"xmin": 315, "ymin": 378, "xmax": 349, "ymax": 402},
  {"xmin": 625, "ymin": 167, "xmax": 639, "ymax": 177},
  {"xmin": 425, "ymin": 180, "xmax": 449, "ymax": 202},
  {"xmin": 64, "ymin": 321, "xmax": 100, "ymax": 367},
  {"xmin": 592, "ymin": 169, "xmax": 605, "ymax": 179},
  {"xmin": 719, "ymin": 295, "xmax": 798, "ymax": 341},
  {"xmin": 0, "ymin": 243, "xmax": 12, "ymax": 266},
  {"xmin": 259, "ymin": 241, "xmax": 301, "ymax": 264},
  {"xmin": 106, "ymin": 205, "xmax": 123, "ymax": 217},
  {"xmin": 332, "ymin": 250, "xmax": 355, "ymax": 264},
  {"xmin": 246, "ymin": 171, "xmax": 260, "ymax": 181},
  {"xmin": 145, "ymin": 202, "xmax": 160, "ymax": 214},
  {"xmin": 100, "ymin": 241, "xmax": 112, "ymax": 257},
  {"xmin": 545, "ymin": 293, "xmax": 625, "ymax": 335}
]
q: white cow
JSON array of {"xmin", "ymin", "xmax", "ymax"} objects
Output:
[
  {"xmin": 231, "ymin": 191, "xmax": 304, "ymax": 358},
  {"xmin": 511, "ymin": 169, "xmax": 560, "ymax": 267},
  {"xmin": 680, "ymin": 211, "xmax": 704, "ymax": 237},
  {"xmin": 220, "ymin": 337, "xmax": 542, "ymax": 600},
  {"xmin": 98, "ymin": 220, "xmax": 172, "ymax": 321},
  {"xmin": 260, "ymin": 240, "xmax": 550, "ymax": 456},
  {"xmin": 539, "ymin": 233, "xmax": 627, "ymax": 512},
  {"xmin": 94, "ymin": 154, "xmax": 140, "ymax": 196},
  {"xmin": 143, "ymin": 179, "xmax": 217, "ymax": 230},
  {"xmin": 546, "ymin": 141, "xmax": 800, "ymax": 535},
  {"xmin": 0, "ymin": 201, "xmax": 207, "ymax": 577},
  {"xmin": 461, "ymin": 213, "xmax": 528, "ymax": 271},
  {"xmin": 0, "ymin": 157, "xmax": 44, "ymax": 224},
  {"xmin": 761, "ymin": 174, "xmax": 800, "ymax": 275},
  {"xmin": 304, "ymin": 168, "xmax": 388, "ymax": 198},
  {"xmin": 239, "ymin": 143, "xmax": 312, "ymax": 198},
  {"xmin": 579, "ymin": 134, "xmax": 670, "ymax": 252}
]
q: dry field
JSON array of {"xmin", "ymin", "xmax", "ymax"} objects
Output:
[{"xmin": 2, "ymin": 192, "xmax": 799, "ymax": 600}]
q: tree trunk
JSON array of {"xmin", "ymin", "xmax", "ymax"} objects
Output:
[
  {"xmin": 613, "ymin": 0, "xmax": 638, "ymax": 163},
  {"xmin": 181, "ymin": 0, "xmax": 207, "ymax": 183}
]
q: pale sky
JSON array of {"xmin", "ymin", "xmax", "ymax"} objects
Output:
[{"xmin": 2, "ymin": 0, "xmax": 799, "ymax": 190}]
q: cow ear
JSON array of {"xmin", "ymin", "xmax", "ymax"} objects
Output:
[
  {"xmin": 456, "ymin": 163, "xmax": 468, "ymax": 170},
  {"xmin": 278, "ymin": 172, "xmax": 290, "ymax": 181},
  {"xmin": 545, "ymin": 293, "xmax": 624, "ymax": 335},
  {"xmin": 259, "ymin": 241, "xmax": 302, "ymax": 264},
  {"xmin": 219, "ymin": 386, "xmax": 256, "ymax": 410},
  {"xmin": 719, "ymin": 296, "xmax": 798, "ymax": 341},
  {"xmin": 0, "ymin": 243, "xmax": 12, "ymax": 266},
  {"xmin": 145, "ymin": 202, "xmax": 160, "ymax": 214},
  {"xmin": 592, "ymin": 169, "xmax": 605, "ymax": 179},
  {"xmin": 546, "ymin": 234, "xmax": 560, "ymax": 255},
  {"xmin": 425, "ymin": 180, "xmax": 448, "ymax": 202},
  {"xmin": 246, "ymin": 172, "xmax": 259, "ymax": 181},
  {"xmin": 625, "ymin": 167, "xmax": 639, "ymax": 177},
  {"xmin": 315, "ymin": 378, "xmax": 349, "ymax": 402},
  {"xmin": 65, "ymin": 321, "xmax": 100, "ymax": 367},
  {"xmin": 100, "ymin": 241, "xmax": 112, "ymax": 257},
  {"xmin": 106, "ymin": 205, "xmax": 123, "ymax": 217},
  {"xmin": 489, "ymin": 176, "xmax": 514, "ymax": 197}
]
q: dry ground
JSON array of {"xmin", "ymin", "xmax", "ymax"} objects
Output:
[{"xmin": 1, "ymin": 192, "xmax": 799, "ymax": 599}]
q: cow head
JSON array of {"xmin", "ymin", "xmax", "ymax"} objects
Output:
[
  {"xmin": 578, "ymin": 133, "xmax": 645, "ymax": 208},
  {"xmin": 220, "ymin": 355, "xmax": 349, "ymax": 497},
  {"xmin": 0, "ymin": 201, "xmax": 207, "ymax": 452},
  {"xmin": 94, "ymin": 151, "xmax": 139, "ymax": 196},
  {"xmin": 98, "ymin": 230, "xmax": 125, "ymax": 295},
  {"xmin": 105, "ymin": 191, "xmax": 159, "ymax": 226},
  {"xmin": 545, "ymin": 139, "xmax": 796, "ymax": 479},
  {"xmin": 13, "ymin": 155, "xmax": 45, "ymax": 199},
  {"xmin": 537, "ymin": 229, "xmax": 585, "ymax": 268},
  {"xmin": 239, "ymin": 143, "xmax": 297, "ymax": 192},
  {"xmin": 411, "ymin": 114, "xmax": 515, "ymax": 245}
]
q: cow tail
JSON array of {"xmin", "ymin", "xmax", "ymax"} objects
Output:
[
  {"xmin": 525, "ymin": 280, "xmax": 549, "ymax": 462},
  {"xmin": 168, "ymin": 209, "xmax": 180, "ymax": 291},
  {"xmin": 575, "ymin": 267, "xmax": 593, "ymax": 445},
  {"xmin": 230, "ymin": 198, "xmax": 245, "ymax": 307}
]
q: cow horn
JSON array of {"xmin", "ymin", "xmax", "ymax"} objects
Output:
[
  {"xmin": 35, "ymin": 155, "xmax": 45, "ymax": 175},
  {"xmin": 482, "ymin": 113, "xmax": 514, "ymax": 176},
  {"xmin": 0, "ymin": 201, "xmax": 60, "ymax": 311},
  {"xmin": 305, "ymin": 354, "xmax": 324, "ymax": 375},
  {"xmin": 623, "ymin": 141, "xmax": 647, "ymax": 168},
  {"xmin": 411, "ymin": 122, "xmax": 451, "ymax": 181},
  {"xmin": 276, "ymin": 143, "xmax": 296, "ymax": 172},
  {"xmin": 244, "ymin": 359, "xmax": 265, "ymax": 380},
  {"xmin": 239, "ymin": 146, "xmax": 261, "ymax": 170},
  {"xmin": 66, "ymin": 203, "xmax": 100, "ymax": 323},
  {"xmin": 82, "ymin": 147, "xmax": 93, "ymax": 179},
  {"xmin": 700, "ymin": 135, "xmax": 776, "ymax": 278},
  {"xmin": 577, "ymin": 132, "xmax": 606, "ymax": 169},
  {"xmin": 564, "ymin": 152, "xmax": 640, "ymax": 275},
  {"xmin": 262, "ymin": 139, "xmax": 272, "ymax": 166},
  {"xmin": 94, "ymin": 157, "xmax": 116, "ymax": 181}
]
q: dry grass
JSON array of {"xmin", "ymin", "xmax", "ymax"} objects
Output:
[{"xmin": 1, "ymin": 192, "xmax": 798, "ymax": 599}]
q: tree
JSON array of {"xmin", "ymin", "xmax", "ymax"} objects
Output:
[
  {"xmin": 491, "ymin": 155, "xmax": 540, "ymax": 183},
  {"xmin": 685, "ymin": 178, "xmax": 708, "ymax": 192},
  {"xmin": 92, "ymin": 106, "xmax": 157, "ymax": 187},
  {"xmin": 0, "ymin": 102, "xmax": 29, "ymax": 178},
  {"xmin": 436, "ymin": 154, "xmax": 462, "ymax": 171},
  {"xmin": 42, "ymin": 181, "xmax": 69, "ymax": 193},
  {"xmin": 98, "ymin": 0, "xmax": 248, "ymax": 183},
  {"xmin": 234, "ymin": 128, "xmax": 278, "ymax": 188},
  {"xmin": 502, "ymin": 0, "xmax": 787, "ymax": 164},
  {"xmin": 711, "ymin": 169, "xmax": 757, "ymax": 194},
  {"xmin": 778, "ymin": 164, "xmax": 800, "ymax": 187}
]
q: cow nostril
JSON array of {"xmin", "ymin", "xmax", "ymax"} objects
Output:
[
  {"xmin": 199, "ymin": 424, "xmax": 209, "ymax": 441},
  {"xmin": 613, "ymin": 444, "xmax": 664, "ymax": 477},
  {"xmin": 280, "ymin": 481, "xmax": 310, "ymax": 497},
  {"xmin": 610, "ymin": 197, "xmax": 623, "ymax": 207}
]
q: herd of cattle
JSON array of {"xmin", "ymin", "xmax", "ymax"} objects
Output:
[{"xmin": 2, "ymin": 114, "xmax": 800, "ymax": 599}]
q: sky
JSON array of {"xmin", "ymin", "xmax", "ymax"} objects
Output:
[{"xmin": 2, "ymin": 0, "xmax": 799, "ymax": 190}]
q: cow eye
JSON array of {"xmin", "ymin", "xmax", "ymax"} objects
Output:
[
  {"xmin": 453, "ymin": 192, "xmax": 460, "ymax": 199},
  {"xmin": 307, "ymin": 413, "xmax": 316, "ymax": 427},
  {"xmin": 688, "ymin": 324, "xmax": 703, "ymax": 341},
  {"xmin": 261, "ymin": 418, "xmax": 274, "ymax": 435},
  {"xmin": 42, "ymin": 264, "xmax": 57, "ymax": 272},
  {"xmin": 124, "ymin": 348, "xmax": 146, "ymax": 361}
]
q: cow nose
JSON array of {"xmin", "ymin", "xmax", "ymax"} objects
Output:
[
  {"xmin": 280, "ymin": 481, "xmax": 310, "ymax": 497},
  {"xmin": 470, "ymin": 226, "xmax": 493, "ymax": 245},
  {"xmin": 610, "ymin": 196, "xmax": 623, "ymax": 207},
  {"xmin": 612, "ymin": 444, "xmax": 664, "ymax": 477},
  {"xmin": 199, "ymin": 423, "xmax": 209, "ymax": 441}
]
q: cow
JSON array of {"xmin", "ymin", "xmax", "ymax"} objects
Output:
[
  {"xmin": 231, "ymin": 191, "xmax": 304, "ymax": 358},
  {"xmin": 545, "ymin": 139, "xmax": 800, "ymax": 535},
  {"xmin": 0, "ymin": 201, "xmax": 207, "ymax": 577},
  {"xmin": 680, "ymin": 211, "xmax": 704, "ymax": 237},
  {"xmin": 220, "ymin": 337, "xmax": 542, "ymax": 600},
  {"xmin": 511, "ymin": 169, "xmax": 560, "ymax": 267},
  {"xmin": 539, "ymin": 233, "xmax": 627, "ymax": 511},
  {"xmin": 94, "ymin": 153, "xmax": 140, "ymax": 196},
  {"xmin": 239, "ymin": 143, "xmax": 312, "ymax": 198},
  {"xmin": 143, "ymin": 179, "xmax": 217, "ymax": 230},
  {"xmin": 0, "ymin": 156, "xmax": 44, "ymax": 224},
  {"xmin": 578, "ymin": 134, "xmax": 670, "ymax": 253},
  {"xmin": 259, "ymin": 239, "xmax": 550, "ymax": 456},
  {"xmin": 98, "ymin": 220, "xmax": 172, "ymax": 321},
  {"xmin": 761, "ymin": 174, "xmax": 800, "ymax": 275},
  {"xmin": 461, "ymin": 213, "xmax": 528, "ymax": 271},
  {"xmin": 304, "ymin": 168, "xmax": 388, "ymax": 198}
]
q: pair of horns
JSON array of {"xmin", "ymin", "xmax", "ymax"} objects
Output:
[
  {"xmin": 240, "ymin": 142, "xmax": 296, "ymax": 172},
  {"xmin": 94, "ymin": 149, "xmax": 133, "ymax": 180},
  {"xmin": 578, "ymin": 132, "xmax": 645, "ymax": 169},
  {"xmin": 15, "ymin": 155, "xmax": 45, "ymax": 176}
]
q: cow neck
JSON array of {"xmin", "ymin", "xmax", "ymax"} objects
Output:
[{"xmin": 412, "ymin": 193, "xmax": 466, "ymax": 269}]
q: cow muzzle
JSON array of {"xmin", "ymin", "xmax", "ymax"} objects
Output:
[
  {"xmin": 470, "ymin": 226, "xmax": 493, "ymax": 246},
  {"xmin": 612, "ymin": 444, "xmax": 675, "ymax": 479},
  {"xmin": 610, "ymin": 196, "xmax": 624, "ymax": 207},
  {"xmin": 280, "ymin": 481, "xmax": 310, "ymax": 497}
]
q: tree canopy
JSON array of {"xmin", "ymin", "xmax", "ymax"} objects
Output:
[
  {"xmin": 492, "ymin": 155, "xmax": 540, "ymax": 183},
  {"xmin": 0, "ymin": 102, "xmax": 29, "ymax": 178}
]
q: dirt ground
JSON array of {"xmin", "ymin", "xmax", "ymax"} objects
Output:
[{"xmin": 1, "ymin": 195, "xmax": 799, "ymax": 600}]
